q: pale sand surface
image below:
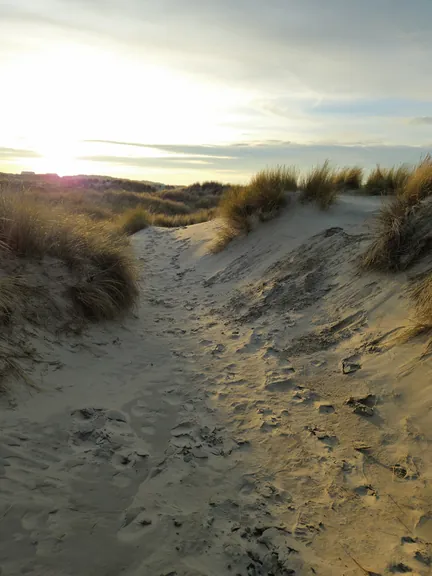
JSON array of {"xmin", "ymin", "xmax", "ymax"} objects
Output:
[{"xmin": 1, "ymin": 195, "xmax": 431, "ymax": 575}]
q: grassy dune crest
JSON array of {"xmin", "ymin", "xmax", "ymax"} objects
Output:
[
  {"xmin": 299, "ymin": 161, "xmax": 338, "ymax": 209},
  {"xmin": 0, "ymin": 190, "xmax": 138, "ymax": 322},
  {"xmin": 213, "ymin": 167, "xmax": 295, "ymax": 252},
  {"xmin": 333, "ymin": 166, "xmax": 363, "ymax": 191}
]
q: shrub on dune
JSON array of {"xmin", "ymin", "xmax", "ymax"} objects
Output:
[{"xmin": 299, "ymin": 161, "xmax": 337, "ymax": 209}]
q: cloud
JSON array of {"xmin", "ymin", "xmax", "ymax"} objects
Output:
[
  {"xmin": 78, "ymin": 143, "xmax": 432, "ymax": 177},
  {"xmin": 410, "ymin": 117, "xmax": 432, "ymax": 125},
  {"xmin": 83, "ymin": 140, "xmax": 237, "ymax": 159},
  {"xmin": 3, "ymin": 0, "xmax": 432, "ymax": 99},
  {"xmin": 0, "ymin": 147, "xmax": 41, "ymax": 159},
  {"xmin": 2, "ymin": 0, "xmax": 432, "ymax": 170},
  {"xmin": 2, "ymin": 141, "xmax": 432, "ymax": 184}
]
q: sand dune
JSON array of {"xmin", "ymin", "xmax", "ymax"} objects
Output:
[{"xmin": 1, "ymin": 195, "xmax": 432, "ymax": 575}]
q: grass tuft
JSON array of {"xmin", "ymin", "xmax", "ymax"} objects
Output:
[
  {"xmin": 70, "ymin": 245, "xmax": 138, "ymax": 320},
  {"xmin": 0, "ymin": 190, "xmax": 138, "ymax": 321},
  {"xmin": 411, "ymin": 274, "xmax": 432, "ymax": 328},
  {"xmin": 333, "ymin": 166, "xmax": 363, "ymax": 191},
  {"xmin": 249, "ymin": 166, "xmax": 298, "ymax": 197},
  {"xmin": 0, "ymin": 276, "xmax": 26, "ymax": 324},
  {"xmin": 402, "ymin": 155, "xmax": 432, "ymax": 204},
  {"xmin": 214, "ymin": 167, "xmax": 294, "ymax": 250},
  {"xmin": 299, "ymin": 161, "xmax": 337, "ymax": 209},
  {"xmin": 365, "ymin": 165, "xmax": 411, "ymax": 196},
  {"xmin": 361, "ymin": 198, "xmax": 410, "ymax": 270},
  {"xmin": 151, "ymin": 209, "xmax": 215, "ymax": 228},
  {"xmin": 362, "ymin": 197, "xmax": 432, "ymax": 271},
  {"xmin": 118, "ymin": 207, "xmax": 150, "ymax": 235}
]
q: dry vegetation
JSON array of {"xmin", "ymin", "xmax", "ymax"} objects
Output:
[
  {"xmin": 333, "ymin": 166, "xmax": 363, "ymax": 191},
  {"xmin": 0, "ymin": 174, "xmax": 224, "ymax": 236},
  {"xmin": 212, "ymin": 167, "xmax": 295, "ymax": 252},
  {"xmin": 411, "ymin": 274, "xmax": 432, "ymax": 330},
  {"xmin": 0, "ymin": 174, "xmax": 225, "ymax": 343},
  {"xmin": 362, "ymin": 158, "xmax": 432, "ymax": 272},
  {"xmin": 364, "ymin": 164, "xmax": 412, "ymax": 196},
  {"xmin": 0, "ymin": 191, "xmax": 138, "ymax": 321},
  {"xmin": 299, "ymin": 160, "xmax": 338, "ymax": 209},
  {"xmin": 402, "ymin": 156, "xmax": 432, "ymax": 204},
  {"xmin": 0, "ymin": 183, "xmax": 144, "ymax": 391},
  {"xmin": 0, "ymin": 173, "xmax": 226, "ymax": 391},
  {"xmin": 362, "ymin": 157, "xmax": 432, "ymax": 343}
]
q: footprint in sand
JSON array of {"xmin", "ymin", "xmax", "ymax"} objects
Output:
[
  {"xmin": 117, "ymin": 507, "xmax": 154, "ymax": 543},
  {"xmin": 292, "ymin": 387, "xmax": 320, "ymax": 404},
  {"xmin": 70, "ymin": 407, "xmax": 151, "ymax": 477},
  {"xmin": 354, "ymin": 484, "xmax": 378, "ymax": 505},
  {"xmin": 264, "ymin": 377, "xmax": 296, "ymax": 393},
  {"xmin": 171, "ymin": 421, "xmax": 196, "ymax": 438},
  {"xmin": 317, "ymin": 403, "xmax": 335, "ymax": 414}
]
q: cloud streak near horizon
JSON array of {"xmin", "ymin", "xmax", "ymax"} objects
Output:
[
  {"xmin": 2, "ymin": 141, "xmax": 432, "ymax": 185},
  {"xmin": 1, "ymin": 0, "xmax": 431, "ymax": 182}
]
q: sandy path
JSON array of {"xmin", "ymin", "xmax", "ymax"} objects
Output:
[
  {"xmin": 0, "ymin": 226, "xmax": 304, "ymax": 576},
  {"xmin": 1, "ymin": 197, "xmax": 432, "ymax": 575}
]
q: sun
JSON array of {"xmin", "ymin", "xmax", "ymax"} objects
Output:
[{"xmin": 30, "ymin": 137, "xmax": 82, "ymax": 176}]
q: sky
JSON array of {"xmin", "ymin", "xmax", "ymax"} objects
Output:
[{"xmin": 1, "ymin": 0, "xmax": 432, "ymax": 184}]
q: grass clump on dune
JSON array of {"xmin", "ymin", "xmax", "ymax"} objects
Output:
[
  {"xmin": 213, "ymin": 167, "xmax": 294, "ymax": 252},
  {"xmin": 299, "ymin": 160, "xmax": 337, "ymax": 209},
  {"xmin": 118, "ymin": 207, "xmax": 150, "ymax": 235},
  {"xmin": 362, "ymin": 197, "xmax": 432, "ymax": 271},
  {"xmin": 364, "ymin": 165, "xmax": 411, "ymax": 196},
  {"xmin": 402, "ymin": 156, "xmax": 432, "ymax": 205},
  {"xmin": 151, "ymin": 209, "xmax": 215, "ymax": 228},
  {"xmin": 411, "ymin": 274, "xmax": 432, "ymax": 328},
  {"xmin": 68, "ymin": 229, "xmax": 138, "ymax": 320},
  {"xmin": 249, "ymin": 166, "xmax": 298, "ymax": 198},
  {"xmin": 333, "ymin": 166, "xmax": 363, "ymax": 191},
  {"xmin": 0, "ymin": 191, "xmax": 138, "ymax": 321},
  {"xmin": 361, "ymin": 198, "xmax": 411, "ymax": 271},
  {"xmin": 220, "ymin": 167, "xmax": 293, "ymax": 230}
]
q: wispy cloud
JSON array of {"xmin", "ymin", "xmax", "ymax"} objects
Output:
[
  {"xmin": 410, "ymin": 117, "xmax": 432, "ymax": 125},
  {"xmin": 0, "ymin": 147, "xmax": 41, "ymax": 159},
  {"xmin": 1, "ymin": 1, "xmax": 432, "ymax": 182}
]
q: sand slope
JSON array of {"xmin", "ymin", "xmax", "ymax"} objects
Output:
[{"xmin": 1, "ymin": 195, "xmax": 431, "ymax": 575}]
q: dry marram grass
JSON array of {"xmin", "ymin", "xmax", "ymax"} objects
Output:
[
  {"xmin": 364, "ymin": 165, "xmax": 411, "ymax": 196},
  {"xmin": 214, "ymin": 167, "xmax": 293, "ymax": 251},
  {"xmin": 411, "ymin": 274, "xmax": 432, "ymax": 330},
  {"xmin": 402, "ymin": 156, "xmax": 432, "ymax": 204},
  {"xmin": 362, "ymin": 197, "xmax": 432, "ymax": 272},
  {"xmin": 333, "ymin": 166, "xmax": 363, "ymax": 190},
  {"xmin": 0, "ymin": 190, "xmax": 138, "ymax": 321},
  {"xmin": 299, "ymin": 161, "xmax": 338, "ymax": 209},
  {"xmin": 118, "ymin": 207, "xmax": 150, "ymax": 235}
]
